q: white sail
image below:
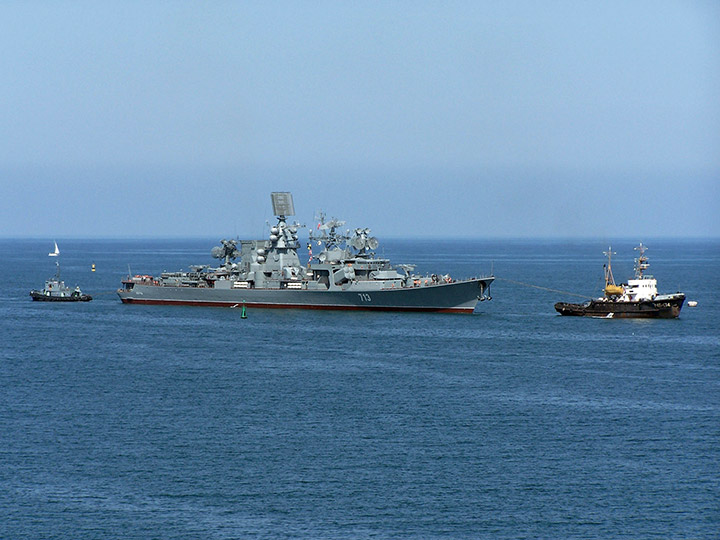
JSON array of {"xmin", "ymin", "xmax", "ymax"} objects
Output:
[{"xmin": 48, "ymin": 241, "xmax": 59, "ymax": 257}]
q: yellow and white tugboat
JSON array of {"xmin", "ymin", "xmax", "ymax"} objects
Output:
[{"xmin": 555, "ymin": 244, "xmax": 685, "ymax": 319}]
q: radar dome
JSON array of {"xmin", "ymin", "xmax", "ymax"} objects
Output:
[{"xmin": 351, "ymin": 235, "xmax": 365, "ymax": 250}]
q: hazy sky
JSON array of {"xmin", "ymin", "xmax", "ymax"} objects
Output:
[{"xmin": 1, "ymin": 1, "xmax": 718, "ymax": 239}]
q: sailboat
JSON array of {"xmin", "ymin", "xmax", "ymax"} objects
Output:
[{"xmin": 48, "ymin": 241, "xmax": 60, "ymax": 257}]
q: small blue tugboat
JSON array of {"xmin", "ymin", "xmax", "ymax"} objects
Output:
[{"xmin": 30, "ymin": 243, "xmax": 92, "ymax": 302}]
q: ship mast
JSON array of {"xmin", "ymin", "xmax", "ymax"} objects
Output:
[
  {"xmin": 603, "ymin": 247, "xmax": 616, "ymax": 288},
  {"xmin": 634, "ymin": 243, "xmax": 650, "ymax": 278}
]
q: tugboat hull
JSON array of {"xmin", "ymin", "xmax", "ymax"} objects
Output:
[
  {"xmin": 555, "ymin": 294, "xmax": 685, "ymax": 319},
  {"xmin": 30, "ymin": 290, "xmax": 93, "ymax": 302}
]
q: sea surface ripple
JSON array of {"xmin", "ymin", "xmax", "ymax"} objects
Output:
[{"xmin": 1, "ymin": 238, "xmax": 718, "ymax": 539}]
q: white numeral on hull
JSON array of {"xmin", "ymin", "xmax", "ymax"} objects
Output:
[{"xmin": 357, "ymin": 293, "xmax": 372, "ymax": 302}]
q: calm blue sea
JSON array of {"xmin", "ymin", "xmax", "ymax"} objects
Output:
[{"xmin": 1, "ymin": 238, "xmax": 718, "ymax": 539}]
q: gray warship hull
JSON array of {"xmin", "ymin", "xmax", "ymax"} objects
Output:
[{"xmin": 118, "ymin": 277, "xmax": 493, "ymax": 313}]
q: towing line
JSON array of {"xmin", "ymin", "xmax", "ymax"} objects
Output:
[{"xmin": 495, "ymin": 277, "xmax": 592, "ymax": 300}]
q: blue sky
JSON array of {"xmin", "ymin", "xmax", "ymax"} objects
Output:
[{"xmin": 1, "ymin": 1, "xmax": 718, "ymax": 238}]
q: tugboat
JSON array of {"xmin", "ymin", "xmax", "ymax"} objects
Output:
[
  {"xmin": 30, "ymin": 246, "xmax": 92, "ymax": 302},
  {"xmin": 118, "ymin": 192, "xmax": 494, "ymax": 313},
  {"xmin": 554, "ymin": 244, "xmax": 684, "ymax": 318}
]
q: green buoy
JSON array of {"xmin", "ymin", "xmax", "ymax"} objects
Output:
[{"xmin": 241, "ymin": 303, "xmax": 247, "ymax": 319}]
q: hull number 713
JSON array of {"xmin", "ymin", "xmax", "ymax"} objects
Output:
[{"xmin": 358, "ymin": 293, "xmax": 372, "ymax": 302}]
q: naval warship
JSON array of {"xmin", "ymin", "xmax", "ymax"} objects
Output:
[
  {"xmin": 554, "ymin": 244, "xmax": 685, "ymax": 318},
  {"xmin": 118, "ymin": 192, "xmax": 493, "ymax": 313}
]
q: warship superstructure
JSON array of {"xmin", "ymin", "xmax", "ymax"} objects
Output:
[
  {"xmin": 555, "ymin": 244, "xmax": 684, "ymax": 318},
  {"xmin": 118, "ymin": 192, "xmax": 493, "ymax": 313}
]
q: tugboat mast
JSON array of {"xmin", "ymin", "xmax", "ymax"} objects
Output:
[
  {"xmin": 634, "ymin": 243, "xmax": 650, "ymax": 278},
  {"xmin": 603, "ymin": 247, "xmax": 616, "ymax": 288},
  {"xmin": 602, "ymin": 247, "xmax": 624, "ymax": 297}
]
